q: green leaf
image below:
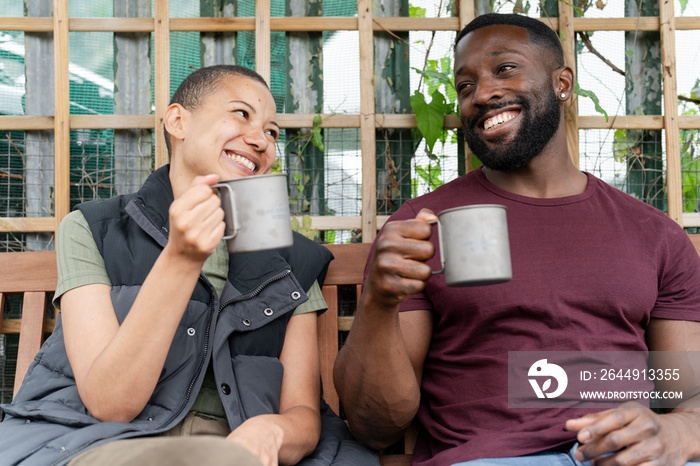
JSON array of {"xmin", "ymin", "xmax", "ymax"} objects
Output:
[
  {"xmin": 411, "ymin": 89, "xmax": 450, "ymax": 154},
  {"xmin": 612, "ymin": 129, "xmax": 628, "ymax": 162},
  {"xmin": 415, "ymin": 164, "xmax": 443, "ymax": 190},
  {"xmin": 471, "ymin": 153, "xmax": 482, "ymax": 169},
  {"xmin": 311, "ymin": 114, "xmax": 324, "ymax": 151},
  {"xmin": 557, "ymin": 0, "xmax": 583, "ymax": 16},
  {"xmin": 413, "ymin": 67, "xmax": 452, "ymax": 87},
  {"xmin": 690, "ymin": 79, "xmax": 700, "ymax": 101},
  {"xmin": 409, "ymin": 4, "xmax": 426, "ymax": 17},
  {"xmin": 574, "ymin": 82, "xmax": 608, "ymax": 121},
  {"xmin": 679, "ymin": 0, "xmax": 688, "ymax": 14}
]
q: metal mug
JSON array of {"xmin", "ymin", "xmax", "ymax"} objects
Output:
[
  {"xmin": 430, "ymin": 204, "xmax": 512, "ymax": 287},
  {"xmin": 213, "ymin": 174, "xmax": 294, "ymax": 254}
]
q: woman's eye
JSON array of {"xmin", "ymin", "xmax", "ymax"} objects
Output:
[
  {"xmin": 234, "ymin": 109, "xmax": 249, "ymax": 118},
  {"xmin": 266, "ymin": 129, "xmax": 278, "ymax": 139}
]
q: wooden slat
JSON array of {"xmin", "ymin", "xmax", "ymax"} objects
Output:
[
  {"xmin": 560, "ymin": 1, "xmax": 579, "ymax": 167},
  {"xmin": 0, "ymin": 215, "xmax": 390, "ymax": 236},
  {"xmin": 379, "ymin": 455, "xmax": 412, "ymax": 466},
  {"xmin": 358, "ymin": 0, "xmax": 377, "ymax": 243},
  {"xmin": 6, "ymin": 113, "xmax": 693, "ymax": 133},
  {"xmin": 458, "ymin": 0, "xmax": 474, "ymax": 29},
  {"xmin": 53, "ymin": 0, "xmax": 71, "ymax": 225},
  {"xmin": 170, "ymin": 17, "xmax": 255, "ymax": 31},
  {"xmin": 689, "ymin": 234, "xmax": 700, "ymax": 256},
  {"xmin": 0, "ymin": 217, "xmax": 56, "ymax": 233},
  {"xmin": 0, "ymin": 16, "xmax": 53, "ymax": 31},
  {"xmin": 0, "ymin": 116, "xmax": 54, "ymax": 131},
  {"xmin": 13, "ymin": 292, "xmax": 46, "ymax": 397},
  {"xmin": 1, "ymin": 14, "xmax": 699, "ymax": 34},
  {"xmin": 1, "ymin": 318, "xmax": 56, "ymax": 334},
  {"xmin": 680, "ymin": 115, "xmax": 700, "ymax": 130},
  {"xmin": 578, "ymin": 115, "xmax": 664, "ymax": 130},
  {"xmin": 338, "ymin": 316, "xmax": 354, "ymax": 332},
  {"xmin": 373, "ymin": 17, "xmax": 458, "ymax": 31},
  {"xmin": 684, "ymin": 215, "xmax": 700, "ymax": 229},
  {"xmin": 277, "ymin": 114, "xmax": 360, "ymax": 128},
  {"xmin": 71, "ymin": 115, "xmax": 155, "ymax": 130},
  {"xmin": 319, "ymin": 285, "xmax": 339, "ymax": 415},
  {"xmin": 660, "ymin": 0, "xmax": 683, "ymax": 226},
  {"xmin": 323, "ymin": 243, "xmax": 372, "ymax": 285},
  {"xmin": 291, "ymin": 215, "xmax": 387, "ymax": 231},
  {"xmin": 273, "ymin": 17, "xmax": 357, "ymax": 32},
  {"xmin": 573, "ymin": 17, "xmax": 659, "ymax": 31},
  {"xmin": 0, "ymin": 115, "xmax": 155, "ymax": 131},
  {"xmin": 0, "ymin": 252, "xmax": 57, "ymax": 293},
  {"xmin": 676, "ymin": 17, "xmax": 700, "ymax": 30},
  {"xmin": 154, "ymin": 0, "xmax": 170, "ymax": 169},
  {"xmin": 255, "ymin": 0, "xmax": 271, "ymax": 85}
]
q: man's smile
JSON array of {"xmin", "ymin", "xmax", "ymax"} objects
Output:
[{"xmin": 483, "ymin": 110, "xmax": 520, "ymax": 131}]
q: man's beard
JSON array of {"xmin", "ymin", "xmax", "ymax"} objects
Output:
[{"xmin": 464, "ymin": 89, "xmax": 561, "ymax": 171}]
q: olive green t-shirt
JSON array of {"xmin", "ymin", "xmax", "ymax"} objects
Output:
[{"xmin": 54, "ymin": 210, "xmax": 327, "ymax": 421}]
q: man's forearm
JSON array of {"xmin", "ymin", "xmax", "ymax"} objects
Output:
[
  {"xmin": 334, "ymin": 299, "xmax": 421, "ymax": 449},
  {"xmin": 670, "ymin": 398, "xmax": 700, "ymax": 461}
]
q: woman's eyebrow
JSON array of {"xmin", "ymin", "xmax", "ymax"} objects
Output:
[{"xmin": 229, "ymin": 100, "xmax": 256, "ymax": 113}]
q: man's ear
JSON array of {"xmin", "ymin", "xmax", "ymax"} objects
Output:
[
  {"xmin": 554, "ymin": 65, "xmax": 575, "ymax": 99},
  {"xmin": 163, "ymin": 103, "xmax": 187, "ymax": 142}
]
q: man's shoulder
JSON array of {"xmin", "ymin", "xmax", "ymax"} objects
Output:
[
  {"xmin": 392, "ymin": 171, "xmax": 480, "ymax": 220},
  {"xmin": 590, "ymin": 174, "xmax": 676, "ymax": 223}
]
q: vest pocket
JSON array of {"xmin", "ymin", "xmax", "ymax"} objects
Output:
[{"xmin": 231, "ymin": 355, "xmax": 283, "ymax": 419}]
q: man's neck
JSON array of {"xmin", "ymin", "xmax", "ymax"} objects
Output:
[{"xmin": 481, "ymin": 151, "xmax": 588, "ymax": 199}]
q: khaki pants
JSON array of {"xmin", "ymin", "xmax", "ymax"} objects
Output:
[{"xmin": 68, "ymin": 413, "xmax": 262, "ymax": 466}]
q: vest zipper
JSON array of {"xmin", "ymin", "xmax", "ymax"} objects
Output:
[
  {"xmin": 156, "ymin": 275, "xmax": 217, "ymax": 430},
  {"xmin": 219, "ymin": 268, "xmax": 292, "ymax": 311}
]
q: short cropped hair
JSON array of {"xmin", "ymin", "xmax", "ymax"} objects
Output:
[
  {"xmin": 455, "ymin": 13, "xmax": 564, "ymax": 67},
  {"xmin": 164, "ymin": 65, "xmax": 269, "ymax": 156}
]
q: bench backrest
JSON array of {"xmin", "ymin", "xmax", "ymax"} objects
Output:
[{"xmin": 3, "ymin": 236, "xmax": 700, "ymax": 464}]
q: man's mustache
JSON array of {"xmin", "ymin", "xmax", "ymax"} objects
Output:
[{"xmin": 467, "ymin": 97, "xmax": 530, "ymax": 130}]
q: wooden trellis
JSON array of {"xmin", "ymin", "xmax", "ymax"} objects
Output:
[{"xmin": 0, "ymin": 0, "xmax": 699, "ymax": 246}]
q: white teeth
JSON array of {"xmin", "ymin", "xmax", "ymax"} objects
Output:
[
  {"xmin": 484, "ymin": 112, "xmax": 515, "ymax": 130},
  {"xmin": 227, "ymin": 152, "xmax": 256, "ymax": 172}
]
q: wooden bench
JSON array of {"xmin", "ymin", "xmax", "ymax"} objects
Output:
[
  {"xmin": 0, "ymin": 243, "xmax": 413, "ymax": 465},
  {"xmin": 4, "ymin": 236, "xmax": 700, "ymax": 464}
]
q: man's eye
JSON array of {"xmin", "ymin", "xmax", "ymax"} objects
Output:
[
  {"xmin": 458, "ymin": 82, "xmax": 473, "ymax": 94},
  {"xmin": 498, "ymin": 65, "xmax": 515, "ymax": 73}
]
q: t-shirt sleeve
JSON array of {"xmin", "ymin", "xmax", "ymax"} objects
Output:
[
  {"xmin": 53, "ymin": 210, "xmax": 112, "ymax": 309},
  {"xmin": 292, "ymin": 280, "xmax": 327, "ymax": 316},
  {"xmin": 363, "ymin": 200, "xmax": 434, "ymax": 313},
  {"xmin": 651, "ymin": 225, "xmax": 700, "ymax": 322}
]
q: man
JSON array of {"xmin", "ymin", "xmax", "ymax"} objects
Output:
[
  {"xmin": 0, "ymin": 65, "xmax": 377, "ymax": 466},
  {"xmin": 334, "ymin": 13, "xmax": 700, "ymax": 466}
]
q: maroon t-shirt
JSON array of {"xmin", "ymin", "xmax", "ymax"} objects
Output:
[{"xmin": 367, "ymin": 169, "xmax": 700, "ymax": 466}]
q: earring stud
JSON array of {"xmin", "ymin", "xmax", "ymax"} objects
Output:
[{"xmin": 560, "ymin": 93, "xmax": 567, "ymax": 99}]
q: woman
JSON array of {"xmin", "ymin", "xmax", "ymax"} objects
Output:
[{"xmin": 0, "ymin": 65, "xmax": 377, "ymax": 466}]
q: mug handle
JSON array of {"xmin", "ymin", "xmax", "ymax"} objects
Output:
[
  {"xmin": 213, "ymin": 183, "xmax": 239, "ymax": 240},
  {"xmin": 428, "ymin": 219, "xmax": 445, "ymax": 275}
]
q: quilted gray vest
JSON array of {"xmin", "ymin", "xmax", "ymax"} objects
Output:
[{"xmin": 0, "ymin": 166, "xmax": 378, "ymax": 466}]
